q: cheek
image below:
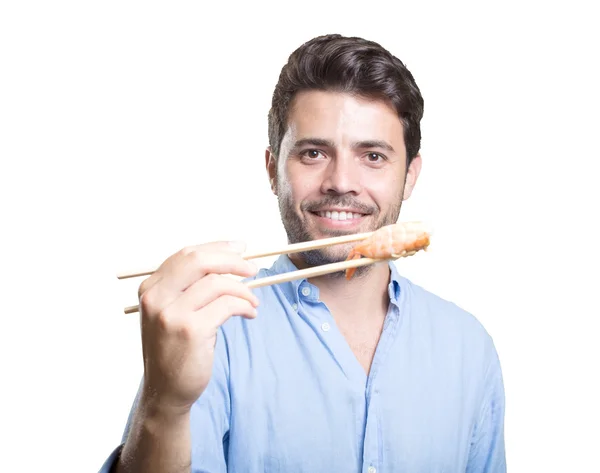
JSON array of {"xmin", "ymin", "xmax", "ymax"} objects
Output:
[
  {"xmin": 282, "ymin": 166, "xmax": 319, "ymax": 201},
  {"xmin": 366, "ymin": 173, "xmax": 404, "ymax": 204},
  {"xmin": 277, "ymin": 175, "xmax": 305, "ymax": 206}
]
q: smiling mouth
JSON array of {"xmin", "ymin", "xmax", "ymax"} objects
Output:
[{"xmin": 311, "ymin": 210, "xmax": 367, "ymax": 221}]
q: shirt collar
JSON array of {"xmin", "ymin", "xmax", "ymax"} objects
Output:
[{"xmin": 267, "ymin": 254, "xmax": 402, "ymax": 306}]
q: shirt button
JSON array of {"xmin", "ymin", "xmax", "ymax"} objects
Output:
[
  {"xmin": 292, "ymin": 303, "xmax": 298, "ymax": 311},
  {"xmin": 301, "ymin": 287, "xmax": 310, "ymax": 297},
  {"xmin": 368, "ymin": 467, "xmax": 376, "ymax": 473},
  {"xmin": 321, "ymin": 322, "xmax": 330, "ymax": 332}
]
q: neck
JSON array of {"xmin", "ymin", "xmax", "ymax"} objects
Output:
[{"xmin": 304, "ymin": 260, "xmax": 392, "ymax": 323}]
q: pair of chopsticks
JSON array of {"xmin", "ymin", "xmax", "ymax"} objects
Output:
[{"xmin": 118, "ymin": 231, "xmax": 386, "ymax": 314}]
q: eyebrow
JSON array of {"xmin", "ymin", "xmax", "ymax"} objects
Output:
[
  {"xmin": 292, "ymin": 138, "xmax": 336, "ymax": 150},
  {"xmin": 291, "ymin": 138, "xmax": 395, "ymax": 153},
  {"xmin": 353, "ymin": 140, "xmax": 395, "ymax": 152}
]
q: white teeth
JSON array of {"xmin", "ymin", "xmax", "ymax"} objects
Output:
[{"xmin": 317, "ymin": 211, "xmax": 363, "ymax": 220}]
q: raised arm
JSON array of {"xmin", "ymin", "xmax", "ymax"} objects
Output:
[{"xmin": 100, "ymin": 241, "xmax": 259, "ymax": 473}]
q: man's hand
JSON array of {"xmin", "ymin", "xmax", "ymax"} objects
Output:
[
  {"xmin": 116, "ymin": 241, "xmax": 259, "ymax": 473},
  {"xmin": 137, "ymin": 241, "xmax": 259, "ymax": 414}
]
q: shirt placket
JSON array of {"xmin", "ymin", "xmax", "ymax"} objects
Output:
[
  {"xmin": 362, "ymin": 301, "xmax": 402, "ymax": 473},
  {"xmin": 296, "ymin": 281, "xmax": 368, "ymax": 389},
  {"xmin": 295, "ymin": 279, "xmax": 402, "ymax": 473}
]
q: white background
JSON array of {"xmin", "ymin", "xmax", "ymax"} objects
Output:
[{"xmin": 1, "ymin": 1, "xmax": 598, "ymax": 471}]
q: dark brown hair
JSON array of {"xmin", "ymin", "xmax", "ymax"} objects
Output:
[{"xmin": 268, "ymin": 34, "xmax": 425, "ymax": 164}]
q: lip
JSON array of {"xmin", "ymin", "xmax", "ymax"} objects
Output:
[
  {"xmin": 308, "ymin": 210, "xmax": 367, "ymax": 230},
  {"xmin": 313, "ymin": 207, "xmax": 368, "ymax": 214}
]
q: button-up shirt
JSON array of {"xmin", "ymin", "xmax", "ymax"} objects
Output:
[{"xmin": 99, "ymin": 255, "xmax": 506, "ymax": 472}]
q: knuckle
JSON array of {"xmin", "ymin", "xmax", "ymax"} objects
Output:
[
  {"xmin": 204, "ymin": 273, "xmax": 221, "ymax": 285},
  {"xmin": 186, "ymin": 248, "xmax": 205, "ymax": 266},
  {"xmin": 177, "ymin": 323, "xmax": 193, "ymax": 341},
  {"xmin": 178, "ymin": 246, "xmax": 194, "ymax": 257},
  {"xmin": 156, "ymin": 307, "xmax": 190, "ymax": 337},
  {"xmin": 138, "ymin": 288, "xmax": 156, "ymax": 313},
  {"xmin": 156, "ymin": 308, "xmax": 173, "ymax": 331},
  {"xmin": 137, "ymin": 277, "xmax": 150, "ymax": 299}
]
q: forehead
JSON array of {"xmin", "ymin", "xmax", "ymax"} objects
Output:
[{"xmin": 285, "ymin": 90, "xmax": 405, "ymax": 148}]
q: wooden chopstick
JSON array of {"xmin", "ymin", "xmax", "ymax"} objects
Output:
[
  {"xmin": 245, "ymin": 256, "xmax": 384, "ymax": 288},
  {"xmin": 122, "ymin": 255, "xmax": 386, "ymax": 314},
  {"xmin": 116, "ymin": 231, "xmax": 375, "ymax": 280}
]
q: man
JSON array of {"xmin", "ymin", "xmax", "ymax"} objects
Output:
[{"xmin": 100, "ymin": 34, "xmax": 506, "ymax": 472}]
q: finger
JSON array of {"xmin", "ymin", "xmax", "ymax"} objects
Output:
[
  {"xmin": 158, "ymin": 249, "xmax": 257, "ymax": 296},
  {"xmin": 165, "ymin": 274, "xmax": 260, "ymax": 315},
  {"xmin": 138, "ymin": 241, "xmax": 251, "ymax": 303},
  {"xmin": 165, "ymin": 240, "xmax": 248, "ymax": 277},
  {"xmin": 197, "ymin": 294, "xmax": 258, "ymax": 330}
]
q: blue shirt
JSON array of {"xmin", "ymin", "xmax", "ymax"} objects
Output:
[{"xmin": 99, "ymin": 255, "xmax": 506, "ymax": 472}]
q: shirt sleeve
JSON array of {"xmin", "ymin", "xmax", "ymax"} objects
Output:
[
  {"xmin": 97, "ymin": 327, "xmax": 232, "ymax": 473},
  {"xmin": 466, "ymin": 338, "xmax": 507, "ymax": 473},
  {"xmin": 190, "ymin": 327, "xmax": 231, "ymax": 472}
]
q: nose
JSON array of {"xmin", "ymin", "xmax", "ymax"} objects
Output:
[{"xmin": 320, "ymin": 154, "xmax": 363, "ymax": 196}]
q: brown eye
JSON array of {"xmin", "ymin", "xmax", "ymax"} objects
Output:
[
  {"xmin": 367, "ymin": 153, "xmax": 383, "ymax": 162},
  {"xmin": 303, "ymin": 149, "xmax": 324, "ymax": 159}
]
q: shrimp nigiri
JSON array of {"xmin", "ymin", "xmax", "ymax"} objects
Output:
[{"xmin": 344, "ymin": 221, "xmax": 432, "ymax": 279}]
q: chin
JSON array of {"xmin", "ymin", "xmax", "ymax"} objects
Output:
[{"xmin": 298, "ymin": 241, "xmax": 354, "ymax": 267}]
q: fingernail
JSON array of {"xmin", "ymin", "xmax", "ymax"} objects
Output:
[{"xmin": 228, "ymin": 240, "xmax": 246, "ymax": 252}]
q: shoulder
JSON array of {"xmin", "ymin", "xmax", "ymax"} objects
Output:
[
  {"xmin": 401, "ymin": 276, "xmax": 489, "ymax": 332},
  {"xmin": 399, "ymin": 275, "xmax": 497, "ymax": 358}
]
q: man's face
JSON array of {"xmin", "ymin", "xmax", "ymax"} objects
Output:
[{"xmin": 266, "ymin": 90, "xmax": 421, "ymax": 269}]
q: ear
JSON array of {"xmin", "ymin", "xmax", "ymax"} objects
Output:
[
  {"xmin": 265, "ymin": 146, "xmax": 278, "ymax": 195},
  {"xmin": 402, "ymin": 153, "xmax": 422, "ymax": 201}
]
